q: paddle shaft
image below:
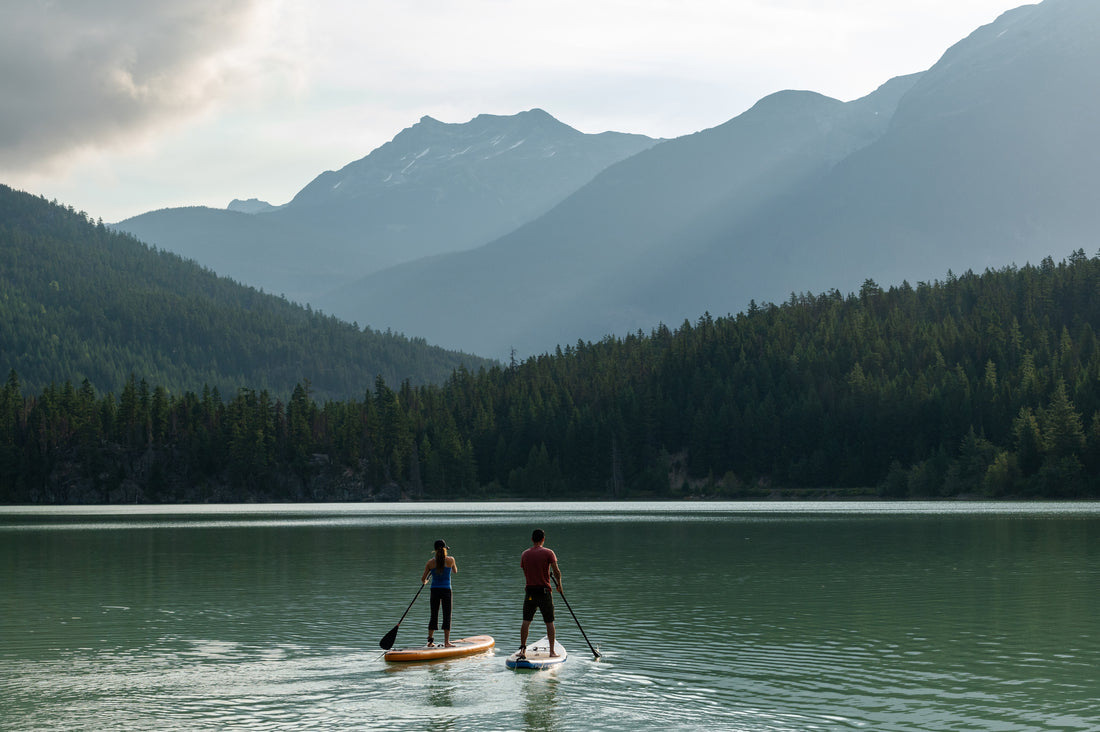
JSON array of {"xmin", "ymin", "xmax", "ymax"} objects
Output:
[
  {"xmin": 553, "ymin": 577, "xmax": 600, "ymax": 658},
  {"xmin": 379, "ymin": 581, "xmax": 427, "ymax": 649}
]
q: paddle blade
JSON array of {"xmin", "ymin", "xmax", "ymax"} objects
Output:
[{"xmin": 379, "ymin": 625, "xmax": 399, "ymax": 650}]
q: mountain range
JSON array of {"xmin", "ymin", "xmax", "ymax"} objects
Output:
[
  {"xmin": 115, "ymin": 110, "xmax": 657, "ymax": 305},
  {"xmin": 115, "ymin": 0, "xmax": 1100, "ymax": 361}
]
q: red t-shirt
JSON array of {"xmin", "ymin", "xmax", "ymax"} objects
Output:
[{"xmin": 521, "ymin": 545, "xmax": 558, "ymax": 588}]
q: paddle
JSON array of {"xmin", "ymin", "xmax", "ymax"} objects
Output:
[
  {"xmin": 379, "ymin": 582, "xmax": 427, "ymax": 650},
  {"xmin": 554, "ymin": 577, "xmax": 601, "ymax": 658}
]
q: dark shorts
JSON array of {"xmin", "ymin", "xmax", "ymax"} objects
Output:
[{"xmin": 522, "ymin": 585, "xmax": 555, "ymax": 623}]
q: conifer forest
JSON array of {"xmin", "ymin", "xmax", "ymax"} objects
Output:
[{"xmin": 3, "ymin": 189, "xmax": 1099, "ymax": 504}]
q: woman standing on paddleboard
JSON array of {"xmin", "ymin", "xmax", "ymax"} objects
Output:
[{"xmin": 422, "ymin": 539, "xmax": 458, "ymax": 647}]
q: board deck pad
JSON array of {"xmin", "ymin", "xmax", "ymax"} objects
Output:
[
  {"xmin": 383, "ymin": 634, "xmax": 495, "ymax": 662},
  {"xmin": 505, "ymin": 636, "xmax": 567, "ymax": 669}
]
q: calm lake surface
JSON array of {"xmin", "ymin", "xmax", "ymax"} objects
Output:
[{"xmin": 2, "ymin": 502, "xmax": 1098, "ymax": 731}]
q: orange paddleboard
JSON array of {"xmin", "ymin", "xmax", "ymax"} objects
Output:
[{"xmin": 384, "ymin": 635, "xmax": 495, "ymax": 662}]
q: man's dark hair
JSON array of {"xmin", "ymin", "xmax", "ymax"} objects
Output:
[{"xmin": 532, "ymin": 528, "xmax": 545, "ymax": 543}]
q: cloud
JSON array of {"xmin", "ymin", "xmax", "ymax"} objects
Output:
[{"xmin": 0, "ymin": 0, "xmax": 267, "ymax": 170}]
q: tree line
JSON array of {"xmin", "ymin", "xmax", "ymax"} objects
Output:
[{"xmin": 3, "ymin": 249, "xmax": 1099, "ymax": 503}]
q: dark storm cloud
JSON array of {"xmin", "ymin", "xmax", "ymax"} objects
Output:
[{"xmin": 0, "ymin": 0, "xmax": 262, "ymax": 168}]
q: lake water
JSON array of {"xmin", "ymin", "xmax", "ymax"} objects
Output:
[{"xmin": 2, "ymin": 502, "xmax": 1098, "ymax": 731}]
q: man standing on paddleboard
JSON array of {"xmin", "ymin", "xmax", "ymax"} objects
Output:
[{"xmin": 518, "ymin": 528, "xmax": 562, "ymax": 658}]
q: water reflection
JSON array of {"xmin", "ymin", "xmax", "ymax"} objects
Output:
[
  {"xmin": 519, "ymin": 673, "xmax": 561, "ymax": 732},
  {"xmin": 2, "ymin": 503, "xmax": 1098, "ymax": 731},
  {"xmin": 4, "ymin": 499, "xmax": 1098, "ymax": 530},
  {"xmin": 425, "ymin": 668, "xmax": 457, "ymax": 713}
]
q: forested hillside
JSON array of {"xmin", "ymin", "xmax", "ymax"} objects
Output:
[
  {"xmin": 0, "ymin": 185, "xmax": 493, "ymax": 400},
  {"xmin": 3, "ymin": 250, "xmax": 1099, "ymax": 504}
]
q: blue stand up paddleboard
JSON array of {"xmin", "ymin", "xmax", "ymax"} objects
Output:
[{"xmin": 505, "ymin": 636, "xmax": 567, "ymax": 670}]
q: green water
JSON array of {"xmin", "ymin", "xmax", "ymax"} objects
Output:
[{"xmin": 2, "ymin": 502, "xmax": 1098, "ymax": 731}]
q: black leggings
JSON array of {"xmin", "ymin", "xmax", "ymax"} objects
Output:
[{"xmin": 429, "ymin": 587, "xmax": 452, "ymax": 631}]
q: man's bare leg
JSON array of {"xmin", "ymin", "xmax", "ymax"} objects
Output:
[{"xmin": 519, "ymin": 619, "xmax": 531, "ymax": 657}]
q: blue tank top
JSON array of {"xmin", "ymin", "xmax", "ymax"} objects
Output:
[{"xmin": 430, "ymin": 565, "xmax": 452, "ymax": 589}]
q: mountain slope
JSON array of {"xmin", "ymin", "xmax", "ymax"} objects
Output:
[
  {"xmin": 114, "ymin": 110, "xmax": 657, "ymax": 305},
  {"xmin": 696, "ymin": 0, "xmax": 1100, "ymax": 300},
  {"xmin": 0, "ymin": 185, "xmax": 493, "ymax": 399},
  {"xmin": 323, "ymin": 0, "xmax": 1100, "ymax": 359},
  {"xmin": 321, "ymin": 75, "xmax": 919, "ymax": 357}
]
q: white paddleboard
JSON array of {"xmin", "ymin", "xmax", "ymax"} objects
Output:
[{"xmin": 505, "ymin": 636, "xmax": 567, "ymax": 669}]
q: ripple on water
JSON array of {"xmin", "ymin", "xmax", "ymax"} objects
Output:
[{"xmin": 4, "ymin": 505, "xmax": 1100, "ymax": 731}]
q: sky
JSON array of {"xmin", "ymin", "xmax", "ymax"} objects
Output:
[{"xmin": 0, "ymin": 0, "xmax": 1032, "ymax": 224}]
